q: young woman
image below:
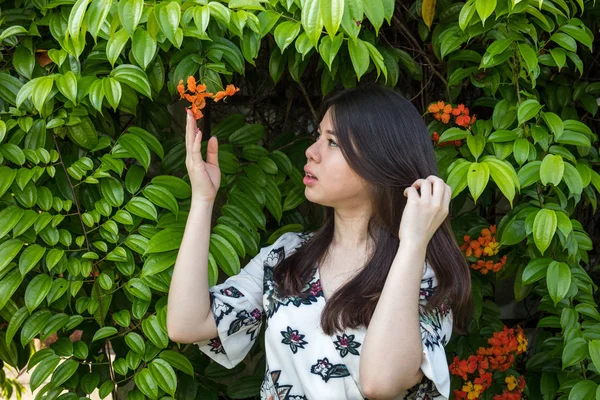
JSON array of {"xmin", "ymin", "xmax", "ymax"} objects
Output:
[{"xmin": 167, "ymin": 84, "xmax": 473, "ymax": 400}]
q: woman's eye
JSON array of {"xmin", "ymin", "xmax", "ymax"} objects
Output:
[
  {"xmin": 312, "ymin": 132, "xmax": 337, "ymax": 147},
  {"xmin": 328, "ymin": 139, "xmax": 338, "ymax": 147}
]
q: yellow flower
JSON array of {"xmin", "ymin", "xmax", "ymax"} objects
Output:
[
  {"xmin": 505, "ymin": 375, "xmax": 517, "ymax": 391},
  {"xmin": 517, "ymin": 331, "xmax": 528, "ymax": 354},
  {"xmin": 483, "ymin": 241, "xmax": 500, "ymax": 256}
]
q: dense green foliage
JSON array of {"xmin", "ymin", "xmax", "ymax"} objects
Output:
[{"xmin": 0, "ymin": 0, "xmax": 599, "ymax": 399}]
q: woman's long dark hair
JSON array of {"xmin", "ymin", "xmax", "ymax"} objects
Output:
[{"xmin": 273, "ymin": 84, "xmax": 473, "ymax": 336}]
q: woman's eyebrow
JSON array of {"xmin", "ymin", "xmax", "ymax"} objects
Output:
[{"xmin": 317, "ymin": 128, "xmax": 336, "ymax": 135}]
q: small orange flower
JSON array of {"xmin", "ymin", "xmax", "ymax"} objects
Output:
[
  {"xmin": 178, "ymin": 76, "xmax": 224, "ymax": 120},
  {"xmin": 428, "ymin": 101, "xmax": 453, "ymax": 124},
  {"xmin": 187, "ymin": 75, "xmax": 197, "ymax": 93},
  {"xmin": 213, "ymin": 84, "xmax": 240, "ymax": 102},
  {"xmin": 453, "ymin": 104, "xmax": 471, "ymax": 127}
]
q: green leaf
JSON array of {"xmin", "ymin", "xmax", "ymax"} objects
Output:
[
  {"xmin": 128, "ymin": 127, "xmax": 164, "ymax": 160},
  {"xmin": 589, "ymin": 340, "xmax": 600, "ymax": 374},
  {"xmin": 193, "ymin": 5, "xmax": 211, "ymax": 33},
  {"xmin": 551, "ymin": 32, "xmax": 577, "ymax": 52},
  {"xmin": 483, "ymin": 157, "xmax": 518, "ymax": 207},
  {"xmin": 119, "ymin": 133, "xmax": 151, "ymax": 171},
  {"xmin": 540, "ymin": 154, "xmax": 564, "ymax": 186},
  {"xmin": 0, "ymin": 206, "xmax": 24, "ymax": 239},
  {"xmin": 0, "ymin": 26, "xmax": 28, "ymax": 42},
  {"xmin": 21, "ymin": 309, "xmax": 51, "ymax": 347},
  {"xmin": 533, "ymin": 208, "xmax": 557, "ymax": 254},
  {"xmin": 126, "ymin": 277, "xmax": 152, "ymax": 301},
  {"xmin": 301, "ymin": 0, "xmax": 322, "ymax": 47},
  {"xmin": 0, "ymin": 167, "xmax": 16, "ymax": 197},
  {"xmin": 103, "ymin": 77, "xmax": 122, "ymax": 111},
  {"xmin": 92, "ymin": 326, "xmax": 118, "ymax": 342},
  {"xmin": 135, "ymin": 368, "xmax": 159, "ymax": 399},
  {"xmin": 144, "ymin": 228, "xmax": 184, "ymax": 254},
  {"xmin": 66, "ymin": 116, "xmax": 99, "ymax": 150},
  {"xmin": 159, "ymin": 350, "xmax": 195, "ymax": 377},
  {"xmin": 541, "ymin": 112, "xmax": 563, "ymax": 138},
  {"xmin": 0, "ymin": 269, "xmax": 23, "ymax": 310},
  {"xmin": 0, "ymin": 239, "xmax": 24, "ymax": 275},
  {"xmin": 132, "ymin": 28, "xmax": 157, "ymax": 69},
  {"xmin": 149, "ymin": 359, "xmax": 177, "ymax": 397},
  {"xmin": 56, "ymin": 72, "xmax": 78, "ymax": 105},
  {"xmin": 125, "ymin": 332, "xmax": 145, "ymax": 354},
  {"xmin": 30, "ymin": 355, "xmax": 60, "ymax": 392},
  {"xmin": 467, "ymin": 161, "xmax": 489, "ymax": 204},
  {"xmin": 119, "ymin": 0, "xmax": 144, "ymax": 36},
  {"xmin": 13, "ymin": 51, "xmax": 34, "ymax": 90},
  {"xmin": 522, "ymin": 258, "xmax": 551, "ymax": 284},
  {"xmin": 86, "ymin": 0, "xmax": 112, "ymax": 40},
  {"xmin": 156, "ymin": 1, "xmax": 181, "ymax": 46},
  {"xmin": 140, "ymin": 250, "xmax": 178, "ymax": 278},
  {"xmin": 209, "ymin": 233, "xmax": 241, "ymax": 276},
  {"xmin": 466, "ymin": 134, "xmax": 486, "ymax": 160},
  {"xmin": 568, "ymin": 380, "xmax": 597, "ymax": 400},
  {"xmin": 151, "ymin": 176, "xmax": 191, "ymax": 199},
  {"xmin": 24, "ymin": 274, "xmax": 52, "ymax": 313},
  {"xmin": 562, "ymin": 338, "xmax": 587, "ymax": 369},
  {"xmin": 562, "ymin": 162, "xmax": 583, "ymax": 196},
  {"xmin": 438, "ymin": 127, "xmax": 470, "ymax": 143},
  {"xmin": 142, "ymin": 315, "xmax": 169, "ymax": 349},
  {"xmin": 320, "ymin": 0, "xmax": 343, "ymax": 38},
  {"xmin": 517, "ymin": 99, "xmax": 543, "ymax": 125},
  {"xmin": 68, "ymin": 0, "xmax": 90, "ymax": 37},
  {"xmin": 126, "ymin": 197, "xmax": 158, "ymax": 221},
  {"xmin": 475, "ymin": 0, "xmax": 496, "ymax": 25},
  {"xmin": 40, "ymin": 313, "xmax": 70, "ymax": 341},
  {"xmin": 100, "ymin": 176, "xmax": 125, "ymax": 207},
  {"xmin": 347, "ymin": 38, "xmax": 369, "ymax": 81},
  {"xmin": 32, "ymin": 77, "xmax": 55, "ymax": 113},
  {"xmin": 363, "ymin": 0, "xmax": 384, "ymax": 34},
  {"xmin": 518, "ymin": 43, "xmax": 538, "ymax": 73},
  {"xmin": 113, "ymin": 310, "xmax": 131, "ymax": 327},
  {"xmin": 111, "ymin": 64, "xmax": 153, "ymax": 99},
  {"xmin": 274, "ymin": 21, "xmax": 301, "ymax": 52},
  {"xmin": 5, "ymin": 306, "xmax": 28, "ymax": 347},
  {"xmin": 51, "ymin": 358, "xmax": 78, "ymax": 386},
  {"xmin": 88, "ymin": 79, "xmax": 105, "ymax": 113},
  {"xmin": 125, "ymin": 164, "xmax": 145, "ymax": 194},
  {"xmin": 106, "ymin": 28, "xmax": 130, "ymax": 67}
]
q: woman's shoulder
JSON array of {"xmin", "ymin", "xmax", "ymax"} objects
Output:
[{"xmin": 260, "ymin": 231, "xmax": 315, "ymax": 268}]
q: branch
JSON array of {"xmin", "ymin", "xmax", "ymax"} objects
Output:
[{"xmin": 52, "ymin": 134, "xmax": 90, "ymax": 250}]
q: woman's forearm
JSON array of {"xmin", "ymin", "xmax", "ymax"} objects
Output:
[
  {"xmin": 166, "ymin": 200, "xmax": 215, "ymax": 342},
  {"xmin": 360, "ymin": 239, "xmax": 428, "ymax": 398}
]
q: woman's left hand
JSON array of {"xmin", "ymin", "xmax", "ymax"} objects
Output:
[{"xmin": 399, "ymin": 175, "xmax": 452, "ymax": 244}]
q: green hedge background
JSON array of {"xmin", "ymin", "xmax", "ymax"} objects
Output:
[{"xmin": 0, "ymin": 0, "xmax": 599, "ymax": 399}]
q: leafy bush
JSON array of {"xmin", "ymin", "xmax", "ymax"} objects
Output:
[{"xmin": 0, "ymin": 0, "xmax": 598, "ymax": 399}]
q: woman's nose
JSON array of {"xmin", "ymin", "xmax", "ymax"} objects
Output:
[{"xmin": 305, "ymin": 140, "xmax": 319, "ymax": 162}]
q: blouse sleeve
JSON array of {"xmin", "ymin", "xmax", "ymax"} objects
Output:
[
  {"xmin": 418, "ymin": 261, "xmax": 454, "ymax": 399},
  {"xmin": 194, "ymin": 232, "xmax": 294, "ymax": 369}
]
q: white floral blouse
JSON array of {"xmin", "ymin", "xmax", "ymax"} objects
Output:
[{"xmin": 195, "ymin": 231, "xmax": 453, "ymax": 400}]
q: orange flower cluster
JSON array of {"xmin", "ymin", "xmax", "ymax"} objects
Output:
[
  {"xmin": 431, "ymin": 131, "xmax": 461, "ymax": 147},
  {"xmin": 177, "ymin": 76, "xmax": 240, "ymax": 119},
  {"xmin": 428, "ymin": 101, "xmax": 476, "ymax": 128},
  {"xmin": 450, "ymin": 326, "xmax": 528, "ymax": 400},
  {"xmin": 460, "ymin": 225, "xmax": 507, "ymax": 274}
]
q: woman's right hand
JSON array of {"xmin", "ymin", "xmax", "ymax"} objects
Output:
[{"xmin": 185, "ymin": 109, "xmax": 221, "ymax": 203}]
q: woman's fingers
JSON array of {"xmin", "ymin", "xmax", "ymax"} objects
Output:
[
  {"xmin": 206, "ymin": 136, "xmax": 219, "ymax": 167},
  {"xmin": 410, "ymin": 178, "xmax": 432, "ymax": 201},
  {"xmin": 191, "ymin": 127, "xmax": 203, "ymax": 165},
  {"xmin": 185, "ymin": 110, "xmax": 196, "ymax": 156}
]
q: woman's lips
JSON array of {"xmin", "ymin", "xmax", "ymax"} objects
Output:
[{"xmin": 303, "ymin": 176, "xmax": 318, "ymax": 185}]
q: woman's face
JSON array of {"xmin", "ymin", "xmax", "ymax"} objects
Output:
[{"xmin": 304, "ymin": 108, "xmax": 371, "ymax": 208}]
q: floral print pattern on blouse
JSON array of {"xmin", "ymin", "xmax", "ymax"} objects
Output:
[{"xmin": 194, "ymin": 231, "xmax": 454, "ymax": 400}]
